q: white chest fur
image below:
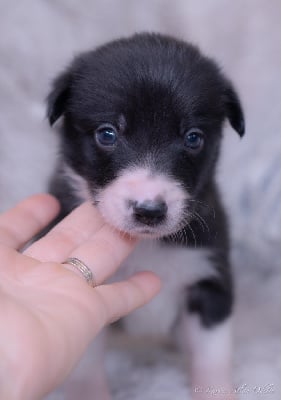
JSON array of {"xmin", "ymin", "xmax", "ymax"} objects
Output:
[{"xmin": 114, "ymin": 241, "xmax": 215, "ymax": 338}]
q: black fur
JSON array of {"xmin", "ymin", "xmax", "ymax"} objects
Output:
[
  {"xmin": 47, "ymin": 33, "xmax": 244, "ymax": 328},
  {"xmin": 187, "ymin": 278, "xmax": 233, "ymax": 327}
]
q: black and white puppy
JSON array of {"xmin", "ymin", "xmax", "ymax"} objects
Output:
[{"xmin": 47, "ymin": 33, "xmax": 245, "ymax": 399}]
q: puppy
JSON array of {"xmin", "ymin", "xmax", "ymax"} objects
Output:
[{"xmin": 47, "ymin": 33, "xmax": 245, "ymax": 399}]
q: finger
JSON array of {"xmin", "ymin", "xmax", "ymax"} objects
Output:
[
  {"xmin": 95, "ymin": 271, "xmax": 162, "ymax": 325},
  {"xmin": 0, "ymin": 243, "xmax": 39, "ymax": 276},
  {"xmin": 0, "ymin": 194, "xmax": 60, "ymax": 249},
  {"xmin": 25, "ymin": 202, "xmax": 105, "ymax": 261},
  {"xmin": 64, "ymin": 223, "xmax": 137, "ymax": 284}
]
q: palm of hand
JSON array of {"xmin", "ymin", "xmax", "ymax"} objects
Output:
[{"xmin": 0, "ymin": 195, "xmax": 160, "ymax": 400}]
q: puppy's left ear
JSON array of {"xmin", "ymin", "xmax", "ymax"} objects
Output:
[
  {"xmin": 47, "ymin": 69, "xmax": 72, "ymax": 126},
  {"xmin": 223, "ymin": 80, "xmax": 245, "ymax": 137}
]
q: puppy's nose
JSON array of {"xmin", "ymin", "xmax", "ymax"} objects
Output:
[{"xmin": 133, "ymin": 199, "xmax": 167, "ymax": 226}]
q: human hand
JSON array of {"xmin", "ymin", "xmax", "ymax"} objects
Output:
[{"xmin": 0, "ymin": 194, "xmax": 161, "ymax": 400}]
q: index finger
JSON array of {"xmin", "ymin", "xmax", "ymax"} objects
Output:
[
  {"xmin": 0, "ymin": 194, "xmax": 60, "ymax": 249},
  {"xmin": 25, "ymin": 202, "xmax": 106, "ymax": 261}
]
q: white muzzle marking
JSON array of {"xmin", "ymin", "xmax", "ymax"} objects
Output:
[{"xmin": 96, "ymin": 166, "xmax": 189, "ymax": 237}]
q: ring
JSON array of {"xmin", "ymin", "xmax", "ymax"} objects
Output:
[{"xmin": 62, "ymin": 257, "xmax": 96, "ymax": 287}]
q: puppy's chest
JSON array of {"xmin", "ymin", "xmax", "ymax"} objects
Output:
[{"xmin": 114, "ymin": 241, "xmax": 215, "ymax": 338}]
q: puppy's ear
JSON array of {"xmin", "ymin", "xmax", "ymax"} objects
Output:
[
  {"xmin": 47, "ymin": 70, "xmax": 72, "ymax": 126},
  {"xmin": 223, "ymin": 80, "xmax": 245, "ymax": 137}
]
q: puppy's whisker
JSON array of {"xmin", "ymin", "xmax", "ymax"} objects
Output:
[
  {"xmin": 175, "ymin": 231, "xmax": 181, "ymax": 245},
  {"xmin": 187, "ymin": 211, "xmax": 205, "ymax": 233},
  {"xmin": 187, "ymin": 210, "xmax": 209, "ymax": 234},
  {"xmin": 180, "ymin": 228, "xmax": 186, "ymax": 246},
  {"xmin": 187, "ymin": 199, "xmax": 215, "ymax": 214},
  {"xmin": 186, "ymin": 222, "xmax": 197, "ymax": 248},
  {"xmin": 193, "ymin": 211, "xmax": 210, "ymax": 233}
]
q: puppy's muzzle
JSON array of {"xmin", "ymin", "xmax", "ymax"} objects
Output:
[{"xmin": 133, "ymin": 199, "xmax": 167, "ymax": 226}]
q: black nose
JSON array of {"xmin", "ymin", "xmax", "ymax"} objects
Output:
[{"xmin": 133, "ymin": 200, "xmax": 167, "ymax": 226}]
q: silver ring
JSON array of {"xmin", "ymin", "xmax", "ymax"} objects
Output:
[{"xmin": 62, "ymin": 257, "xmax": 96, "ymax": 287}]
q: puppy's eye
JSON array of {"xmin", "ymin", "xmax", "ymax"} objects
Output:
[
  {"xmin": 184, "ymin": 129, "xmax": 204, "ymax": 152},
  {"xmin": 95, "ymin": 124, "xmax": 117, "ymax": 148}
]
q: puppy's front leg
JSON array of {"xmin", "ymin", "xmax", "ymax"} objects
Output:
[{"xmin": 179, "ymin": 279, "xmax": 237, "ymax": 400}]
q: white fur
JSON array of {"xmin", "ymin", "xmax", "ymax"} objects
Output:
[
  {"xmin": 179, "ymin": 316, "xmax": 234, "ymax": 395},
  {"xmin": 114, "ymin": 240, "xmax": 216, "ymax": 338},
  {"xmin": 96, "ymin": 166, "xmax": 189, "ymax": 237},
  {"xmin": 62, "ymin": 164, "xmax": 92, "ymax": 204},
  {"xmin": 59, "ymin": 165, "xmax": 188, "ymax": 238}
]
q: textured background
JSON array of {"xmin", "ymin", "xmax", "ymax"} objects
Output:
[{"xmin": 0, "ymin": 1, "xmax": 280, "ymax": 399}]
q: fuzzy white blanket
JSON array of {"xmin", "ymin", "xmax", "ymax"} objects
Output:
[{"xmin": 0, "ymin": 1, "xmax": 280, "ymax": 399}]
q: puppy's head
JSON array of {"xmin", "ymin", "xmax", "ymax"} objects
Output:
[{"xmin": 47, "ymin": 33, "xmax": 245, "ymax": 238}]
